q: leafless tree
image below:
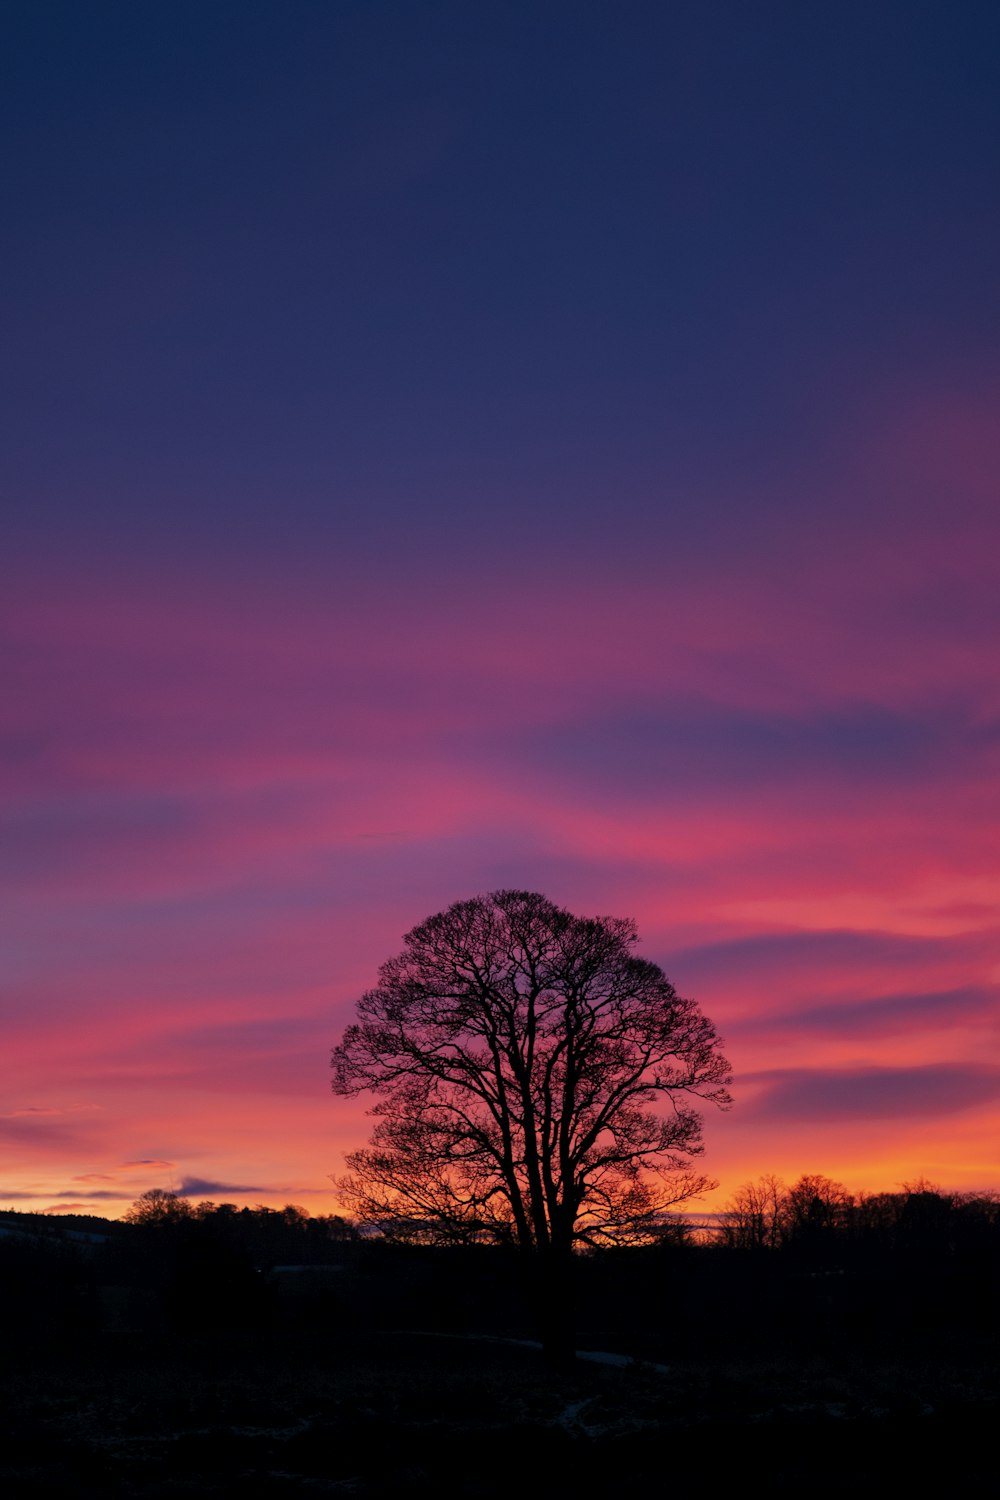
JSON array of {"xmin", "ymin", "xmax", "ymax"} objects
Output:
[
  {"xmin": 782, "ymin": 1173, "xmax": 853, "ymax": 1244},
  {"xmin": 721, "ymin": 1173, "xmax": 786, "ymax": 1250},
  {"xmin": 123, "ymin": 1188, "xmax": 193, "ymax": 1225},
  {"xmin": 331, "ymin": 889, "xmax": 731, "ymax": 1359}
]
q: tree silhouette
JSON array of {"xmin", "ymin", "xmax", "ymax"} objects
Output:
[
  {"xmin": 331, "ymin": 889, "xmax": 731, "ymax": 1359},
  {"xmin": 721, "ymin": 1173, "xmax": 786, "ymax": 1251},
  {"xmin": 123, "ymin": 1188, "xmax": 193, "ymax": 1226},
  {"xmin": 782, "ymin": 1173, "xmax": 853, "ymax": 1257}
]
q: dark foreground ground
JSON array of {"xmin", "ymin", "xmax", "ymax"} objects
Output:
[{"xmin": 2, "ymin": 1330, "xmax": 997, "ymax": 1496}]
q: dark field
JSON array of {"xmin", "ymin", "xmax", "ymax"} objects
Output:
[
  {"xmin": 2, "ymin": 1202, "xmax": 998, "ymax": 1495},
  {"xmin": 4, "ymin": 1332, "xmax": 998, "ymax": 1496}
]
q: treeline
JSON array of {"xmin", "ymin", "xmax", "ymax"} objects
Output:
[
  {"xmin": 0, "ymin": 1194, "xmax": 525, "ymax": 1351},
  {"xmin": 719, "ymin": 1173, "xmax": 1000, "ymax": 1258},
  {"xmin": 2, "ymin": 1179, "xmax": 998, "ymax": 1362}
]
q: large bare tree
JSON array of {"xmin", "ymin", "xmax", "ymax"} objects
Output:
[{"xmin": 331, "ymin": 889, "xmax": 731, "ymax": 1358}]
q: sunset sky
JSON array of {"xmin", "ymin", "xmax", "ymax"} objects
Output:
[{"xmin": 4, "ymin": 2, "xmax": 1000, "ymax": 1217}]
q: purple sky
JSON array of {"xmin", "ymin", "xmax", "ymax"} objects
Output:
[{"xmin": 3, "ymin": 2, "xmax": 1000, "ymax": 1214}]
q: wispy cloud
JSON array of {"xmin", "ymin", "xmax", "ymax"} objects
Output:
[
  {"xmin": 4, "ymin": 380, "xmax": 1000, "ymax": 1206},
  {"xmin": 741, "ymin": 1065, "xmax": 1000, "ymax": 1122},
  {"xmin": 177, "ymin": 1177, "xmax": 273, "ymax": 1198}
]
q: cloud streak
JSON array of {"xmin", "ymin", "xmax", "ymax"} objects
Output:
[
  {"xmin": 740, "ymin": 1065, "xmax": 1000, "ymax": 1123},
  {"xmin": 4, "ymin": 525, "xmax": 1000, "ymax": 1207}
]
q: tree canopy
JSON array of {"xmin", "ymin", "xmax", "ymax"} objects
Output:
[{"xmin": 331, "ymin": 890, "xmax": 732, "ymax": 1260}]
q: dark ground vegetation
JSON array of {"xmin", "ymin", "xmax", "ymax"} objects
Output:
[{"xmin": 1, "ymin": 1187, "xmax": 997, "ymax": 1495}]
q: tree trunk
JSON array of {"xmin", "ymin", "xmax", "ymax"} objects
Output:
[{"xmin": 528, "ymin": 1248, "xmax": 576, "ymax": 1365}]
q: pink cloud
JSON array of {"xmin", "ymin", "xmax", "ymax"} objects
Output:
[{"xmin": 4, "ymin": 383, "xmax": 1000, "ymax": 1212}]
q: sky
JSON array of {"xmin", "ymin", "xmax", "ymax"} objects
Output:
[{"xmin": 3, "ymin": 1, "xmax": 1000, "ymax": 1217}]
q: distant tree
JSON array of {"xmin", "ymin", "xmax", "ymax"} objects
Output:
[
  {"xmin": 277, "ymin": 1204, "xmax": 310, "ymax": 1228},
  {"xmin": 721, "ymin": 1173, "xmax": 785, "ymax": 1250},
  {"xmin": 324, "ymin": 1214, "xmax": 360, "ymax": 1242},
  {"xmin": 331, "ymin": 889, "xmax": 731, "ymax": 1360},
  {"xmin": 123, "ymin": 1189, "xmax": 193, "ymax": 1226},
  {"xmin": 782, "ymin": 1174, "xmax": 853, "ymax": 1254}
]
